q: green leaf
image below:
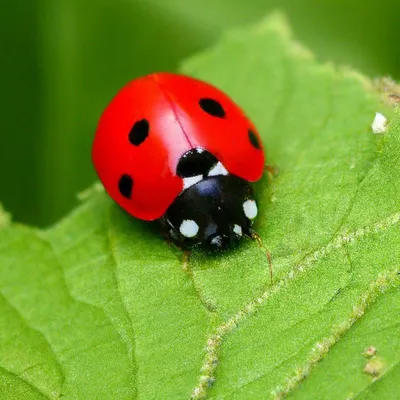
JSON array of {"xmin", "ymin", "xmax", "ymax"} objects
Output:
[{"xmin": 1, "ymin": 12, "xmax": 399, "ymax": 399}]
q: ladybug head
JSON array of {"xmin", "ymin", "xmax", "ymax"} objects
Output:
[{"xmin": 161, "ymin": 148, "xmax": 258, "ymax": 250}]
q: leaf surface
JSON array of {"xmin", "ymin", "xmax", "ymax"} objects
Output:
[{"xmin": 0, "ymin": 13, "xmax": 399, "ymax": 400}]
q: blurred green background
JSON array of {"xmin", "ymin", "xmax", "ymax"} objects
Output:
[{"xmin": 1, "ymin": 0, "xmax": 399, "ymax": 227}]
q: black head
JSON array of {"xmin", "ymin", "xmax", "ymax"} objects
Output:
[{"xmin": 162, "ymin": 174, "xmax": 258, "ymax": 250}]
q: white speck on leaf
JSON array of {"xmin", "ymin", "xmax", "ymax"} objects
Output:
[{"xmin": 371, "ymin": 112, "xmax": 388, "ymax": 134}]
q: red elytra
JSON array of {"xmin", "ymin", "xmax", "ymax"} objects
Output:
[{"xmin": 92, "ymin": 72, "xmax": 265, "ymax": 221}]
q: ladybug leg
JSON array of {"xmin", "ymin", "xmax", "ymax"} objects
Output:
[
  {"xmin": 158, "ymin": 217, "xmax": 179, "ymax": 249},
  {"xmin": 161, "ymin": 207, "xmax": 193, "ymax": 271},
  {"xmin": 159, "ymin": 229, "xmax": 176, "ymax": 249},
  {"xmin": 264, "ymin": 164, "xmax": 279, "ymax": 178},
  {"xmin": 249, "ymin": 230, "xmax": 273, "ymax": 284}
]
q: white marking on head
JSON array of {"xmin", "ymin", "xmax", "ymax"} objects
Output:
[
  {"xmin": 210, "ymin": 235, "xmax": 223, "ymax": 247},
  {"xmin": 243, "ymin": 199, "xmax": 258, "ymax": 219},
  {"xmin": 183, "ymin": 175, "xmax": 203, "ymax": 190},
  {"xmin": 179, "ymin": 219, "xmax": 199, "ymax": 238},
  {"xmin": 371, "ymin": 112, "xmax": 387, "ymax": 134},
  {"xmin": 208, "ymin": 162, "xmax": 229, "ymax": 177},
  {"xmin": 233, "ymin": 224, "xmax": 243, "ymax": 237},
  {"xmin": 195, "ymin": 148, "xmax": 204, "ymax": 153}
]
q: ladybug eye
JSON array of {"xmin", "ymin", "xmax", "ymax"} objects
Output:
[
  {"xmin": 248, "ymin": 129, "xmax": 261, "ymax": 150},
  {"xmin": 129, "ymin": 119, "xmax": 149, "ymax": 146},
  {"xmin": 118, "ymin": 174, "xmax": 133, "ymax": 199},
  {"xmin": 199, "ymin": 98, "xmax": 226, "ymax": 118}
]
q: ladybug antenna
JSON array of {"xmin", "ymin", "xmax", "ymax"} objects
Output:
[
  {"xmin": 250, "ymin": 231, "xmax": 273, "ymax": 284},
  {"xmin": 181, "ymin": 249, "xmax": 191, "ymax": 273}
]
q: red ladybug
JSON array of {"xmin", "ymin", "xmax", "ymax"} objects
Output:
[{"xmin": 92, "ymin": 73, "xmax": 265, "ymax": 249}]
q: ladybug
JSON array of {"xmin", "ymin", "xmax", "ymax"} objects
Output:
[{"xmin": 92, "ymin": 73, "xmax": 265, "ymax": 250}]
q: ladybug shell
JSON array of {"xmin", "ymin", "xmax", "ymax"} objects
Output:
[{"xmin": 92, "ymin": 72, "xmax": 265, "ymax": 221}]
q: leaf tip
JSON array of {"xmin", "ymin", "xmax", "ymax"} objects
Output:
[
  {"xmin": 254, "ymin": 10, "xmax": 291, "ymax": 37},
  {"xmin": 181, "ymin": 10, "xmax": 313, "ymax": 77},
  {"xmin": 256, "ymin": 11, "xmax": 313, "ymax": 60}
]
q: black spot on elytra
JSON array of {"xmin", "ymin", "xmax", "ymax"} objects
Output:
[
  {"xmin": 176, "ymin": 148, "xmax": 218, "ymax": 177},
  {"xmin": 119, "ymin": 174, "xmax": 133, "ymax": 199},
  {"xmin": 129, "ymin": 119, "xmax": 149, "ymax": 146},
  {"xmin": 199, "ymin": 98, "xmax": 225, "ymax": 118},
  {"xmin": 248, "ymin": 129, "xmax": 261, "ymax": 149}
]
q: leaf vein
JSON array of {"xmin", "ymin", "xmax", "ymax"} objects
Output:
[
  {"xmin": 0, "ymin": 365, "xmax": 52, "ymax": 400},
  {"xmin": 190, "ymin": 211, "xmax": 400, "ymax": 399},
  {"xmin": 106, "ymin": 211, "xmax": 139, "ymax": 396},
  {"xmin": 271, "ymin": 268, "xmax": 400, "ymax": 399},
  {"xmin": 351, "ymin": 360, "xmax": 400, "ymax": 399}
]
